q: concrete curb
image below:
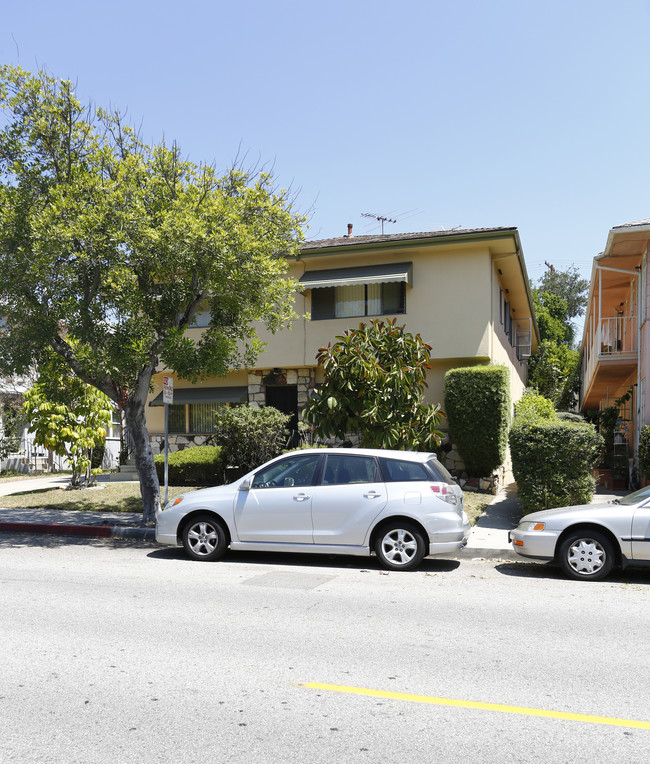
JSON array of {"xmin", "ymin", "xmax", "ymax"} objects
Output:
[
  {"xmin": 440, "ymin": 546, "xmax": 519, "ymax": 562},
  {"xmin": 0, "ymin": 521, "xmax": 155, "ymax": 542}
]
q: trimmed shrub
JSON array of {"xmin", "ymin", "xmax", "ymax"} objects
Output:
[
  {"xmin": 213, "ymin": 405, "xmax": 291, "ymax": 478},
  {"xmin": 154, "ymin": 445, "xmax": 224, "ymax": 485},
  {"xmin": 513, "ymin": 390, "xmax": 556, "ymax": 425},
  {"xmin": 556, "ymin": 411, "xmax": 585, "ymax": 423},
  {"xmin": 444, "ymin": 365, "xmax": 510, "ymax": 477},
  {"xmin": 639, "ymin": 426, "xmax": 650, "ymax": 480},
  {"xmin": 509, "ymin": 416, "xmax": 603, "ymax": 514}
]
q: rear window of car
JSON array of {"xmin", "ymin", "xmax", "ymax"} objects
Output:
[
  {"xmin": 379, "ymin": 457, "xmax": 431, "ymax": 482},
  {"xmin": 426, "ymin": 458, "xmax": 455, "ymax": 485}
]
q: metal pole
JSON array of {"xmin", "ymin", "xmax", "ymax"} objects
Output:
[{"xmin": 164, "ymin": 403, "xmax": 169, "ymax": 506}]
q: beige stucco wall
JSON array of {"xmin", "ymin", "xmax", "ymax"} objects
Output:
[{"xmin": 252, "ymin": 241, "xmax": 494, "ymax": 369}]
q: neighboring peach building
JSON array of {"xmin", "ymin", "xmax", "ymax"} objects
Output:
[
  {"xmin": 146, "ymin": 227, "xmax": 539, "ymax": 458},
  {"xmin": 580, "ymin": 219, "xmax": 650, "ymax": 482}
]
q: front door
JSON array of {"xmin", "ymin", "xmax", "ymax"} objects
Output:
[
  {"xmin": 265, "ymin": 385, "xmax": 298, "ymax": 446},
  {"xmin": 233, "ymin": 453, "xmax": 321, "ymax": 543}
]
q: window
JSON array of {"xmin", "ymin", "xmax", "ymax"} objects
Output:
[
  {"xmin": 311, "ymin": 282, "xmax": 406, "ymax": 320},
  {"xmin": 379, "ymin": 458, "xmax": 430, "ymax": 482},
  {"xmin": 252, "ymin": 454, "xmax": 321, "ymax": 488},
  {"xmin": 107, "ymin": 409, "xmax": 122, "ymax": 440},
  {"xmin": 168, "ymin": 402, "xmax": 225, "ymax": 434},
  {"xmin": 168, "ymin": 404, "xmax": 187, "ymax": 434},
  {"xmin": 322, "ymin": 454, "xmax": 380, "ymax": 484}
]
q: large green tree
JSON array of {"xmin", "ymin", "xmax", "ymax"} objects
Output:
[
  {"xmin": 528, "ymin": 267, "xmax": 587, "ymax": 408},
  {"xmin": 536, "ymin": 265, "xmax": 589, "ymax": 321},
  {"xmin": 0, "ymin": 66, "xmax": 305, "ymax": 521},
  {"xmin": 303, "ymin": 319, "xmax": 444, "ymax": 450}
]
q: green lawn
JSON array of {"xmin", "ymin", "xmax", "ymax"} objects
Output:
[
  {"xmin": 0, "ymin": 482, "xmax": 198, "ymax": 512},
  {"xmin": 463, "ymin": 491, "xmax": 493, "ymax": 525}
]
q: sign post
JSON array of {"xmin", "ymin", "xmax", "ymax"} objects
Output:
[{"xmin": 162, "ymin": 376, "xmax": 173, "ymax": 506}]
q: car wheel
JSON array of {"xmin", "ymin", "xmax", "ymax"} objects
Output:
[
  {"xmin": 374, "ymin": 522, "xmax": 427, "ymax": 571},
  {"xmin": 558, "ymin": 530, "xmax": 615, "ymax": 581},
  {"xmin": 182, "ymin": 514, "xmax": 228, "ymax": 562}
]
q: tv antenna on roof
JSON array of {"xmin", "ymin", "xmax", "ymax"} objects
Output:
[{"xmin": 361, "ymin": 212, "xmax": 397, "ymax": 234}]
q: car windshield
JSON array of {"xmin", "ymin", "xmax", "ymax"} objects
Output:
[{"xmin": 615, "ymin": 485, "xmax": 650, "ymax": 506}]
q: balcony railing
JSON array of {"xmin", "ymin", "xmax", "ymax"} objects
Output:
[{"xmin": 583, "ymin": 315, "xmax": 637, "ymax": 391}]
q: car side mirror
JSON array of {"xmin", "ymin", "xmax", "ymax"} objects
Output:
[{"xmin": 239, "ymin": 477, "xmax": 252, "ymax": 492}]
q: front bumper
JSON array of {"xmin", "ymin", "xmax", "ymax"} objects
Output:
[
  {"xmin": 155, "ymin": 509, "xmax": 184, "ymax": 546},
  {"xmin": 509, "ymin": 528, "xmax": 558, "ymax": 560}
]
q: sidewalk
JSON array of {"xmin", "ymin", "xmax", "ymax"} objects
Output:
[
  {"xmin": 459, "ymin": 483, "xmax": 520, "ymax": 560},
  {"xmin": 0, "ymin": 472, "xmax": 153, "ymax": 541}
]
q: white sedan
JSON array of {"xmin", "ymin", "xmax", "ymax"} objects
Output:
[
  {"xmin": 510, "ymin": 485, "xmax": 650, "ymax": 580},
  {"xmin": 156, "ymin": 448, "xmax": 470, "ymax": 571}
]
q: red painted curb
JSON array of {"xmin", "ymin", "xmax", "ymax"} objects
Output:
[{"xmin": 0, "ymin": 521, "xmax": 112, "ymax": 537}]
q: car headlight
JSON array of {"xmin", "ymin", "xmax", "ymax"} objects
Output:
[
  {"xmin": 162, "ymin": 496, "xmax": 184, "ymax": 511},
  {"xmin": 518, "ymin": 521, "xmax": 545, "ymax": 531}
]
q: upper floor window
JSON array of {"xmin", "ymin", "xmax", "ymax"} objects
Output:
[{"xmin": 311, "ymin": 281, "xmax": 406, "ymax": 320}]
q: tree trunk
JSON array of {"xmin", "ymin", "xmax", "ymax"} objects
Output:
[{"xmin": 125, "ymin": 386, "xmax": 161, "ymax": 525}]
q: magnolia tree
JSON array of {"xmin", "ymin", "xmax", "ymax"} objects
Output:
[
  {"xmin": 303, "ymin": 319, "xmax": 444, "ymax": 450},
  {"xmin": 0, "ymin": 66, "xmax": 305, "ymax": 522},
  {"xmin": 23, "ymin": 353, "xmax": 112, "ymax": 486}
]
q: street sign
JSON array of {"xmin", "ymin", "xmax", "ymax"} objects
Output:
[{"xmin": 163, "ymin": 376, "xmax": 173, "ymax": 405}]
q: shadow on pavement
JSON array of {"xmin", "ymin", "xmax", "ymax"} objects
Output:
[
  {"xmin": 494, "ymin": 560, "xmax": 650, "ymax": 585},
  {"xmin": 0, "ymin": 532, "xmax": 153, "ymax": 550},
  {"xmin": 147, "ymin": 546, "xmax": 462, "ymax": 574}
]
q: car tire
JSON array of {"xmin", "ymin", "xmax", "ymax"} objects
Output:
[
  {"xmin": 374, "ymin": 521, "xmax": 427, "ymax": 571},
  {"xmin": 182, "ymin": 514, "xmax": 228, "ymax": 562},
  {"xmin": 558, "ymin": 530, "xmax": 615, "ymax": 581}
]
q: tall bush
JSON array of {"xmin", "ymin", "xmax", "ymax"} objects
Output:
[
  {"xmin": 639, "ymin": 426, "xmax": 650, "ymax": 480},
  {"xmin": 213, "ymin": 405, "xmax": 290, "ymax": 478},
  {"xmin": 303, "ymin": 319, "xmax": 444, "ymax": 450},
  {"xmin": 509, "ymin": 396, "xmax": 603, "ymax": 513},
  {"xmin": 444, "ymin": 365, "xmax": 510, "ymax": 476}
]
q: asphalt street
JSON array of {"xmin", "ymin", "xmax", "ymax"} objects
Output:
[{"xmin": 1, "ymin": 534, "xmax": 649, "ymax": 763}]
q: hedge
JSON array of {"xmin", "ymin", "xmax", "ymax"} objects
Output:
[
  {"xmin": 509, "ymin": 412, "xmax": 603, "ymax": 514},
  {"xmin": 639, "ymin": 426, "xmax": 650, "ymax": 480},
  {"xmin": 154, "ymin": 445, "xmax": 224, "ymax": 486},
  {"xmin": 444, "ymin": 365, "xmax": 510, "ymax": 477}
]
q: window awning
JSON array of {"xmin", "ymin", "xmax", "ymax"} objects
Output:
[
  {"xmin": 300, "ymin": 261, "xmax": 413, "ymax": 290},
  {"xmin": 149, "ymin": 386, "xmax": 248, "ymax": 406}
]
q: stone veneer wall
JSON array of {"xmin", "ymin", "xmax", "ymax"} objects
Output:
[
  {"xmin": 150, "ymin": 433, "xmax": 212, "ymax": 455},
  {"xmin": 441, "ymin": 440, "xmax": 503, "ymax": 495},
  {"xmin": 246, "ymin": 368, "xmax": 316, "ymax": 414}
]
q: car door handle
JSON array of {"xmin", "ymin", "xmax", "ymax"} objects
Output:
[
  {"xmin": 364, "ymin": 491, "xmax": 383, "ymax": 499},
  {"xmin": 294, "ymin": 493, "xmax": 310, "ymax": 501}
]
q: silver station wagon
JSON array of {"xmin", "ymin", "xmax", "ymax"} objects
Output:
[
  {"xmin": 156, "ymin": 448, "xmax": 470, "ymax": 571},
  {"xmin": 510, "ymin": 485, "xmax": 650, "ymax": 580}
]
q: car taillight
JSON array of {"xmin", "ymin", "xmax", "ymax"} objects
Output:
[{"xmin": 431, "ymin": 483, "xmax": 458, "ymax": 505}]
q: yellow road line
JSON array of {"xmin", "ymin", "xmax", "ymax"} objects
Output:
[{"xmin": 295, "ymin": 682, "xmax": 650, "ymax": 731}]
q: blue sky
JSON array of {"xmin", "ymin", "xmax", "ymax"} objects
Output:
[{"xmin": 3, "ymin": 0, "xmax": 650, "ymax": 290}]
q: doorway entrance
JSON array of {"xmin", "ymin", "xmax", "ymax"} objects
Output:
[{"xmin": 265, "ymin": 385, "xmax": 298, "ymax": 446}]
